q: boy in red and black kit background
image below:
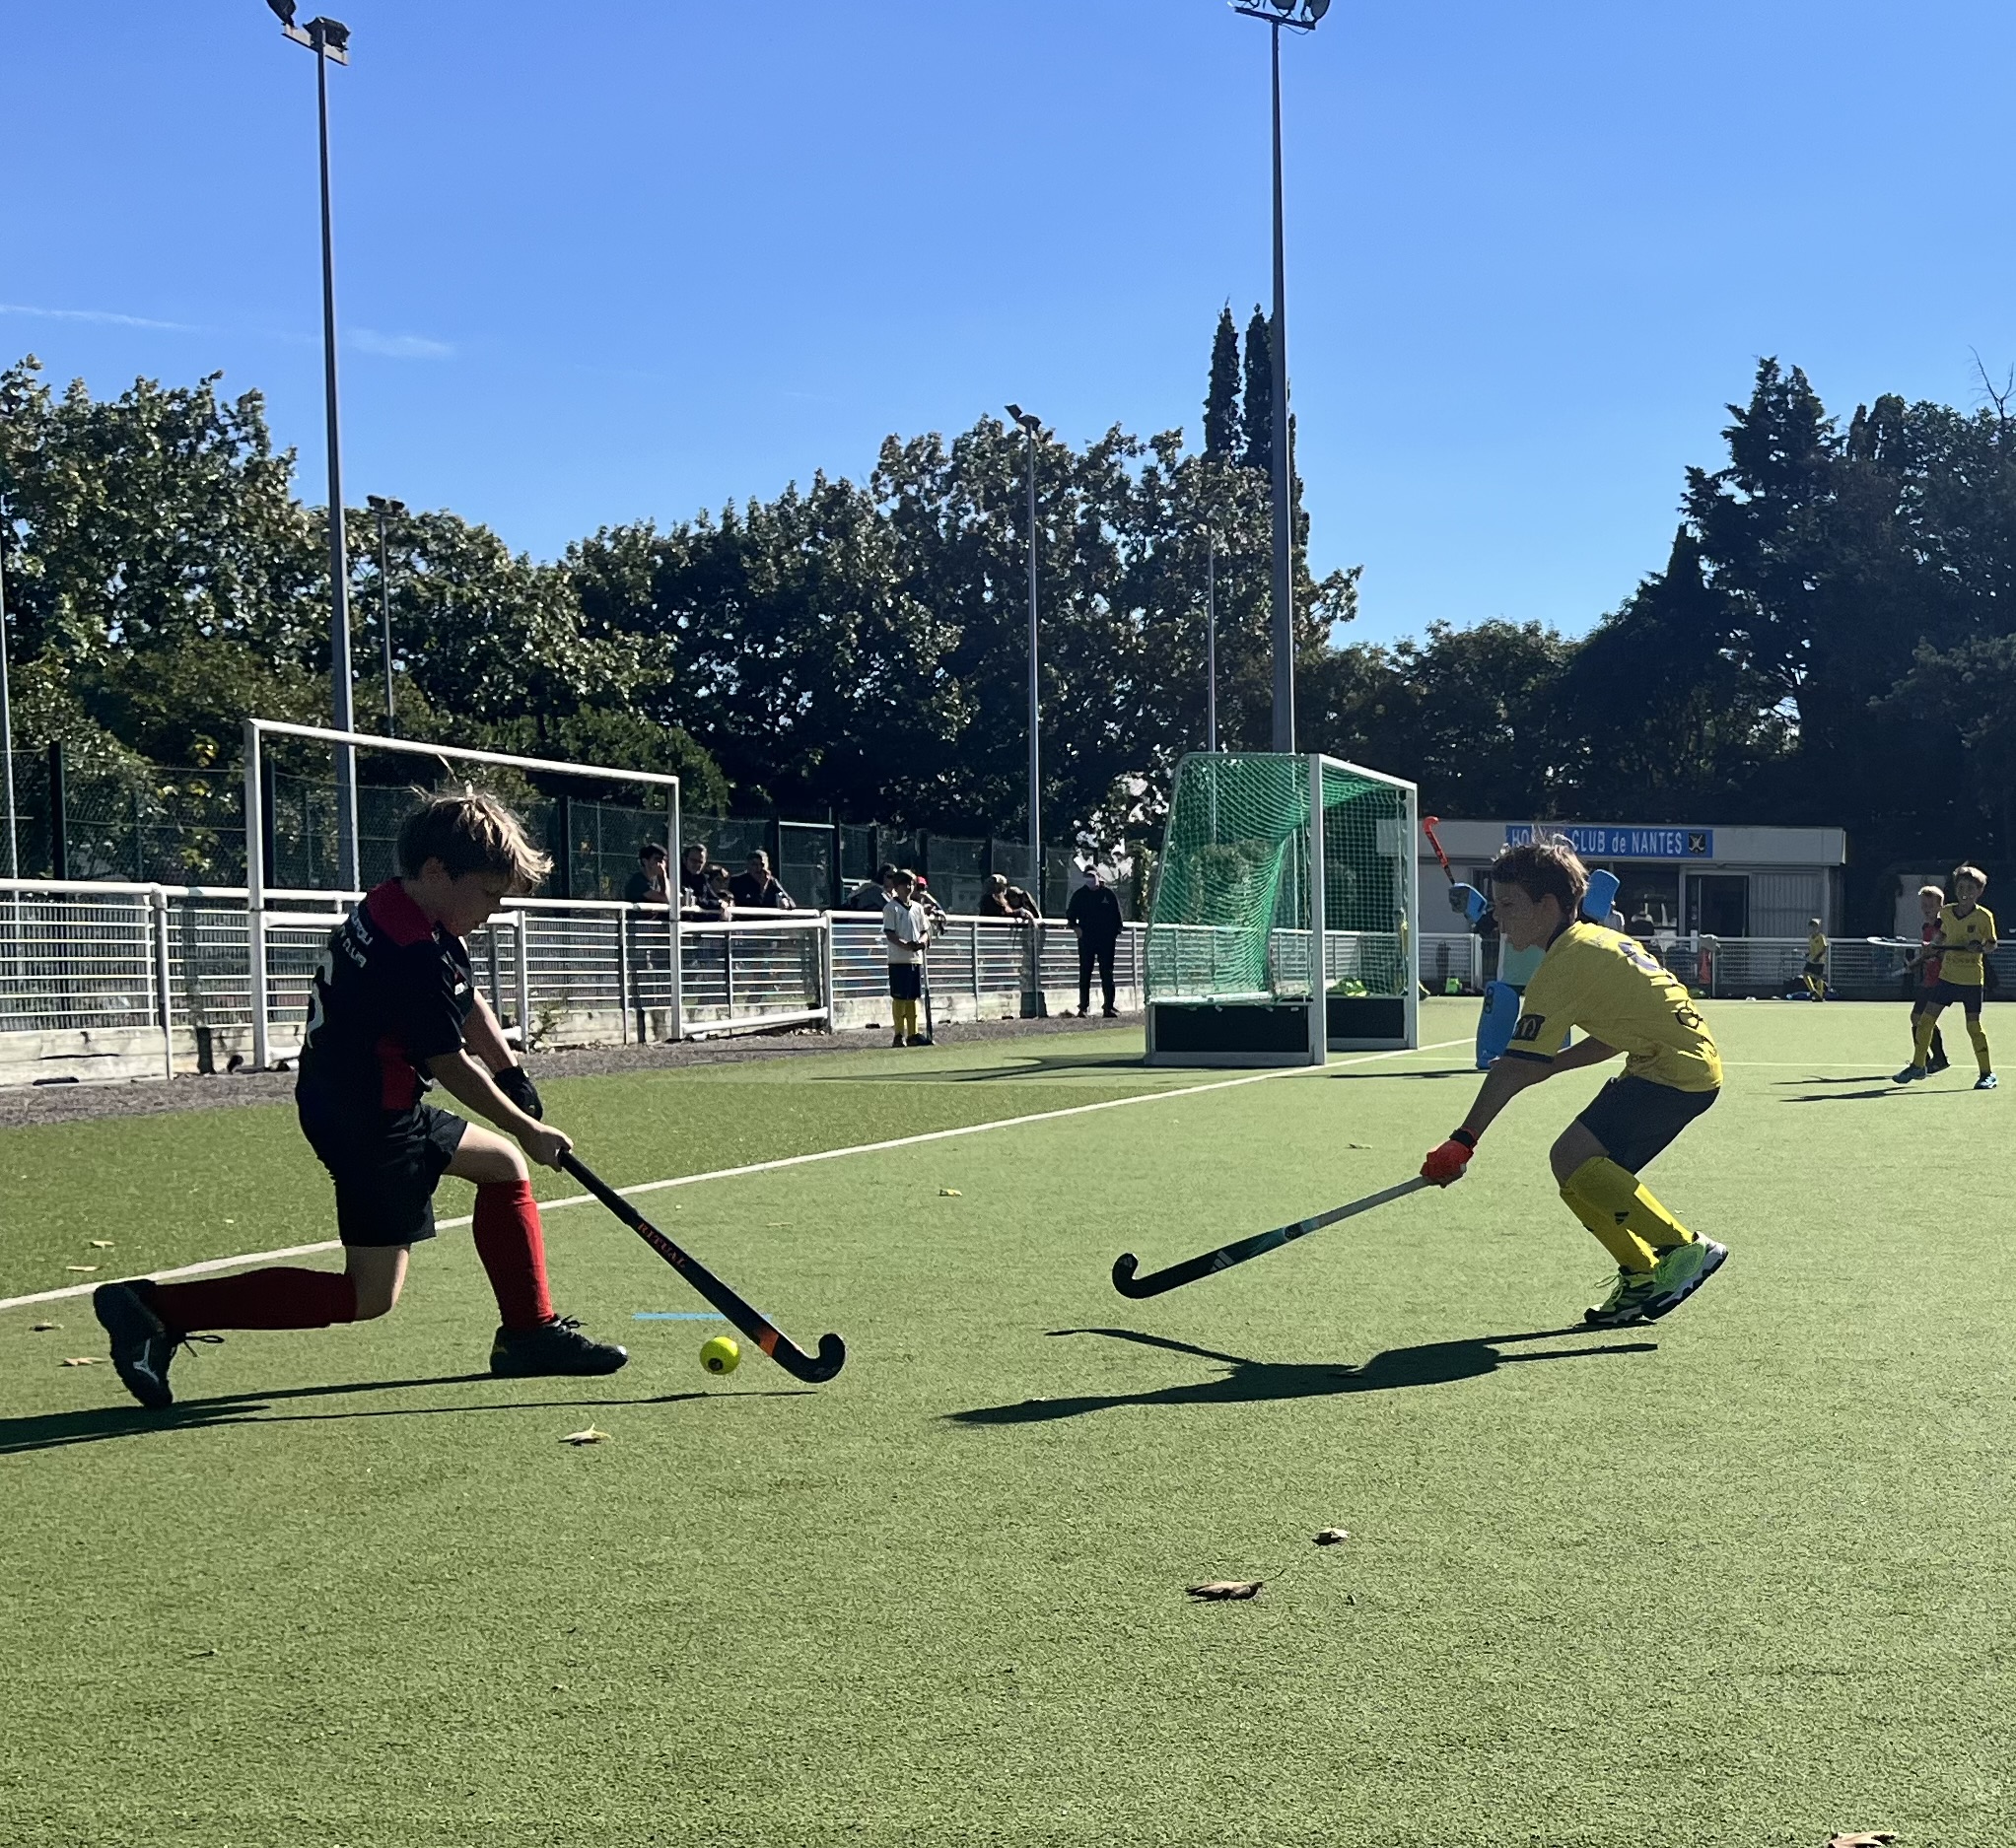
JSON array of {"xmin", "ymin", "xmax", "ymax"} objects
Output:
[
  {"xmin": 94, "ymin": 791, "xmax": 626, "ymax": 1407},
  {"xmin": 1907, "ymin": 881, "xmax": 1950, "ymax": 1075}
]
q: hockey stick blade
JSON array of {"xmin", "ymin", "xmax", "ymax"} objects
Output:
[
  {"xmin": 560, "ymin": 1153, "xmax": 846, "ymax": 1383},
  {"xmin": 1112, "ymin": 1176, "xmax": 1434, "ymax": 1299}
]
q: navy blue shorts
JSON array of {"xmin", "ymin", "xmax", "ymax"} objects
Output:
[
  {"xmin": 299, "ymin": 1103, "xmax": 468, "ymax": 1247},
  {"xmin": 888, "ymin": 964, "xmax": 924, "ymax": 1001},
  {"xmin": 1573, "ymin": 1076, "xmax": 1717, "ymax": 1174},
  {"xmin": 1926, "ymin": 979, "xmax": 1985, "ymax": 1016}
]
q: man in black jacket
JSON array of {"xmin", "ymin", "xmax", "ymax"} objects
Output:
[{"xmin": 1065, "ymin": 865, "xmax": 1124, "ymax": 1017}]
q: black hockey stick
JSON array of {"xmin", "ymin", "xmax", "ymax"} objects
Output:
[
  {"xmin": 561, "ymin": 1153, "xmax": 846, "ymax": 1383},
  {"xmin": 1112, "ymin": 1176, "xmax": 1434, "ymax": 1299}
]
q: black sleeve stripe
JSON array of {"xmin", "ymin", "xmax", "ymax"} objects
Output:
[{"xmin": 1501, "ymin": 1048, "xmax": 1554, "ymax": 1065}]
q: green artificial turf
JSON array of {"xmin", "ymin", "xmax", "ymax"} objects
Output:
[{"xmin": 2, "ymin": 1000, "xmax": 2011, "ymax": 1845}]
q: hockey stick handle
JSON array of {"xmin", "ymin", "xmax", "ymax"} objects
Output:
[
  {"xmin": 559, "ymin": 1153, "xmax": 847, "ymax": 1383},
  {"xmin": 1422, "ymin": 816, "xmax": 1457, "ymax": 885},
  {"xmin": 1111, "ymin": 1176, "xmax": 1433, "ymax": 1299}
]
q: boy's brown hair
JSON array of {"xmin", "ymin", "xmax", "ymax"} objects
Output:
[
  {"xmin": 396, "ymin": 788, "xmax": 551, "ymax": 892},
  {"xmin": 1952, "ymin": 863, "xmax": 1987, "ymax": 893},
  {"xmin": 1917, "ymin": 882, "xmax": 1947, "ymax": 901},
  {"xmin": 1488, "ymin": 838, "xmax": 1589, "ymax": 920}
]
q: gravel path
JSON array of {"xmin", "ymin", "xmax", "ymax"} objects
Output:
[{"xmin": 0, "ymin": 1011, "xmax": 1137, "ymax": 1129}]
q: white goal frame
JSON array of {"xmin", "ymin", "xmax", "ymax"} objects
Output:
[{"xmin": 243, "ymin": 718, "xmax": 680, "ymax": 1069}]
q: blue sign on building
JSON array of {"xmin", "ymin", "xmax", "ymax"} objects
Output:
[{"xmin": 1503, "ymin": 824, "xmax": 1713, "ymax": 860}]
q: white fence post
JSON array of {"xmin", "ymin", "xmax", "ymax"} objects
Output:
[
  {"xmin": 515, "ymin": 912, "xmax": 533, "ymax": 1047},
  {"xmin": 615, "ymin": 910, "xmax": 632, "ymax": 1047},
  {"xmin": 152, "ymin": 888, "xmax": 174, "ymax": 1080}
]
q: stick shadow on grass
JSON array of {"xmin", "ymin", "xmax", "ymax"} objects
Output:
[
  {"xmin": 948, "ymin": 1326, "xmax": 1655, "ymax": 1426},
  {"xmin": 0, "ymin": 1371, "xmax": 798, "ymax": 1458}
]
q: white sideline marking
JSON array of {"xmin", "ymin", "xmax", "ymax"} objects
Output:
[{"xmin": 0, "ymin": 1039, "xmax": 1468, "ymax": 1313}]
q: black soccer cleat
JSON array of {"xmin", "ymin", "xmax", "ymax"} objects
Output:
[
  {"xmin": 489, "ymin": 1315, "xmax": 629, "ymax": 1378},
  {"xmin": 93, "ymin": 1281, "xmax": 178, "ymax": 1409}
]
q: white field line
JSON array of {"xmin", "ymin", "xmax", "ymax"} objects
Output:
[{"xmin": 0, "ymin": 1038, "xmax": 1467, "ymax": 1315}]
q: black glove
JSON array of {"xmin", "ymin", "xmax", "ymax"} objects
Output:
[{"xmin": 495, "ymin": 1063, "xmax": 543, "ymax": 1120}]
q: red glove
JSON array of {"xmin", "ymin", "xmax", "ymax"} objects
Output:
[{"xmin": 1421, "ymin": 1129, "xmax": 1477, "ymax": 1187}]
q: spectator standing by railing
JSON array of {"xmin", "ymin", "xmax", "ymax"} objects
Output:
[
  {"xmin": 731, "ymin": 850, "xmax": 795, "ymax": 910},
  {"xmin": 679, "ymin": 842, "xmax": 710, "ymax": 905},
  {"xmin": 882, "ymin": 868, "xmax": 931, "ymax": 1046},
  {"xmin": 624, "ymin": 842, "xmax": 670, "ymax": 907},
  {"xmin": 981, "ymin": 872, "xmax": 1038, "ymax": 922},
  {"xmin": 697, "ymin": 863, "xmax": 735, "ymax": 920},
  {"xmin": 847, "ymin": 863, "xmax": 896, "ymax": 912},
  {"xmin": 1066, "ymin": 864, "xmax": 1124, "ymax": 1017}
]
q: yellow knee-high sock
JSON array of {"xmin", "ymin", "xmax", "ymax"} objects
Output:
[
  {"xmin": 1968, "ymin": 1016, "xmax": 1992, "ymax": 1075},
  {"xmin": 1564, "ymin": 1156, "xmax": 1695, "ymax": 1267},
  {"xmin": 892, "ymin": 998, "xmax": 913, "ymax": 1038},
  {"xmin": 1560, "ymin": 1179, "xmax": 1657, "ymax": 1272},
  {"xmin": 1912, "ymin": 1011, "xmax": 1939, "ymax": 1067}
]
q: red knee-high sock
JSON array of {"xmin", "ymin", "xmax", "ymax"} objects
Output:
[
  {"xmin": 473, "ymin": 1179, "xmax": 554, "ymax": 1331},
  {"xmin": 151, "ymin": 1267, "xmax": 358, "ymax": 1335}
]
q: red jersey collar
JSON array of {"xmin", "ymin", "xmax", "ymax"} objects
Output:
[{"xmin": 364, "ymin": 879, "xmax": 438, "ymax": 947}]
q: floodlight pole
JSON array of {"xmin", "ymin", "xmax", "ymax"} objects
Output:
[
  {"xmin": 368, "ymin": 495, "xmax": 405, "ymax": 733},
  {"xmin": 1205, "ymin": 532, "xmax": 1218, "ymax": 754},
  {"xmin": 1007, "ymin": 405, "xmax": 1042, "ymax": 903},
  {"xmin": 282, "ymin": 14, "xmax": 359, "ymax": 887},
  {"xmin": 1233, "ymin": 0, "xmax": 1325, "ymax": 753},
  {"xmin": 0, "ymin": 497, "xmax": 16, "ymax": 882}
]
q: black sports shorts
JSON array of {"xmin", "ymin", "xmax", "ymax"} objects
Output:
[
  {"xmin": 1573, "ymin": 1075, "xmax": 1717, "ymax": 1174},
  {"xmin": 888, "ymin": 963, "xmax": 924, "ymax": 1001},
  {"xmin": 299, "ymin": 1102, "xmax": 468, "ymax": 1247},
  {"xmin": 1926, "ymin": 978, "xmax": 1985, "ymax": 1015}
]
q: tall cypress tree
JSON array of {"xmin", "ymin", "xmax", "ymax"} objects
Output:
[
  {"xmin": 1240, "ymin": 306, "xmax": 1273, "ymax": 475},
  {"xmin": 1203, "ymin": 306, "xmax": 1243, "ymax": 462}
]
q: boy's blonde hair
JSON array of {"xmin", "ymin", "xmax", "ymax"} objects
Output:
[
  {"xmin": 396, "ymin": 788, "xmax": 551, "ymax": 893},
  {"xmin": 1952, "ymin": 863, "xmax": 1987, "ymax": 892},
  {"xmin": 1917, "ymin": 883, "xmax": 1947, "ymax": 901}
]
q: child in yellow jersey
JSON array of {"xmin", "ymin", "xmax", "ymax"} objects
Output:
[
  {"xmin": 1420, "ymin": 838, "xmax": 1727, "ymax": 1328},
  {"xmin": 1896, "ymin": 863, "xmax": 1997, "ymax": 1089},
  {"xmin": 1801, "ymin": 922, "xmax": 1828, "ymax": 1001}
]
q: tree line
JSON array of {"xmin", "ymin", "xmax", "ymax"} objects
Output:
[{"xmin": 5, "ymin": 330, "xmax": 2016, "ymax": 903}]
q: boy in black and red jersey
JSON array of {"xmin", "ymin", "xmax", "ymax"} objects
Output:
[{"xmin": 94, "ymin": 791, "xmax": 626, "ymax": 1407}]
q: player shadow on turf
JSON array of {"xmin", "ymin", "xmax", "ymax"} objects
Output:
[
  {"xmin": 947, "ymin": 1326, "xmax": 1656, "ymax": 1425},
  {"xmin": 1778, "ymin": 1084, "xmax": 1928, "ymax": 1101},
  {"xmin": 815, "ymin": 1052, "xmax": 1152, "ymax": 1085},
  {"xmin": 0, "ymin": 1372, "xmax": 786, "ymax": 1457}
]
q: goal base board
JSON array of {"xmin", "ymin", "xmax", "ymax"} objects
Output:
[{"xmin": 1145, "ymin": 995, "xmax": 1411, "ymax": 1066}]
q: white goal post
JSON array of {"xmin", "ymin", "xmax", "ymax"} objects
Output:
[{"xmin": 243, "ymin": 718, "xmax": 681, "ymax": 1070}]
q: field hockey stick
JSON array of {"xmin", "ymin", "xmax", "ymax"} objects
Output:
[
  {"xmin": 559, "ymin": 1152, "xmax": 847, "ymax": 1383},
  {"xmin": 1112, "ymin": 1176, "xmax": 1435, "ymax": 1300},
  {"xmin": 1423, "ymin": 816, "xmax": 1487, "ymax": 924},
  {"xmin": 1422, "ymin": 815, "xmax": 1457, "ymax": 887}
]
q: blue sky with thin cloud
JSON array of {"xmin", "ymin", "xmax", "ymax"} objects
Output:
[{"xmin": 5, "ymin": 1, "xmax": 2015, "ymax": 646}]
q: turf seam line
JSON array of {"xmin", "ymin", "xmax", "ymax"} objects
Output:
[{"xmin": 0, "ymin": 1037, "xmax": 1466, "ymax": 1312}]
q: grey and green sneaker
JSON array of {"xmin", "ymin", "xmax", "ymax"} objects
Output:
[
  {"xmin": 1583, "ymin": 1266, "xmax": 1662, "ymax": 1328},
  {"xmin": 1644, "ymin": 1237, "xmax": 1728, "ymax": 1321}
]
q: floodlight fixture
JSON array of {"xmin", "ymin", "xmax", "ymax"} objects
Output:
[
  {"xmin": 280, "ymin": 13, "xmax": 350, "ymax": 62},
  {"xmin": 1229, "ymin": 0, "xmax": 1326, "ymax": 30},
  {"xmin": 266, "ymin": 0, "xmax": 298, "ymax": 24}
]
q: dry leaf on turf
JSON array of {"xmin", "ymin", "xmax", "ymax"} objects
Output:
[
  {"xmin": 938, "ymin": 1189, "xmax": 961, "ymax": 1197},
  {"xmin": 1313, "ymin": 1528, "xmax": 1351, "ymax": 1545},
  {"xmin": 89, "ymin": 1240, "xmax": 114, "ymax": 1249},
  {"xmin": 31, "ymin": 1322, "xmax": 57, "ymax": 1333},
  {"xmin": 60, "ymin": 1357, "xmax": 100, "ymax": 1367},
  {"xmin": 1829, "ymin": 1835, "xmax": 1898, "ymax": 1847},
  {"xmin": 1186, "ymin": 1580, "xmax": 1264, "ymax": 1601},
  {"xmin": 559, "ymin": 1426, "xmax": 609, "ymax": 1446},
  {"xmin": 65, "ymin": 1266, "xmax": 99, "ymax": 1274}
]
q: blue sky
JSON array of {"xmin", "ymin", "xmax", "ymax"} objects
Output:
[{"xmin": 5, "ymin": 0, "xmax": 2015, "ymax": 647}]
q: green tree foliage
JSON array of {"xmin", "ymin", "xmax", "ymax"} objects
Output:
[
  {"xmin": 18, "ymin": 336, "xmax": 2016, "ymax": 904},
  {"xmin": 1204, "ymin": 307, "xmax": 1243, "ymax": 463},
  {"xmin": 1240, "ymin": 306, "xmax": 1273, "ymax": 476}
]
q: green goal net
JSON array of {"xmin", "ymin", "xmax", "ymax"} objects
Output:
[{"xmin": 1146, "ymin": 752, "xmax": 1415, "ymax": 1033}]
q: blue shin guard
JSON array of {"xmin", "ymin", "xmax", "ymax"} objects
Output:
[{"xmin": 1476, "ymin": 980, "xmax": 1521, "ymax": 1068}]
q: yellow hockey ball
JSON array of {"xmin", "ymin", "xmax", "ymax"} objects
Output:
[{"xmin": 700, "ymin": 1335, "xmax": 740, "ymax": 1376}]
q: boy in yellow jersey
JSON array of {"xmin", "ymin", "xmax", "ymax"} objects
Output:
[
  {"xmin": 1896, "ymin": 864, "xmax": 1996, "ymax": 1089},
  {"xmin": 1801, "ymin": 921, "xmax": 1828, "ymax": 1001},
  {"xmin": 1420, "ymin": 839, "xmax": 1727, "ymax": 1328}
]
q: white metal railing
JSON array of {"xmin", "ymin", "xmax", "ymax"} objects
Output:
[{"xmin": 0, "ymin": 880, "xmax": 1150, "ymax": 1085}]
